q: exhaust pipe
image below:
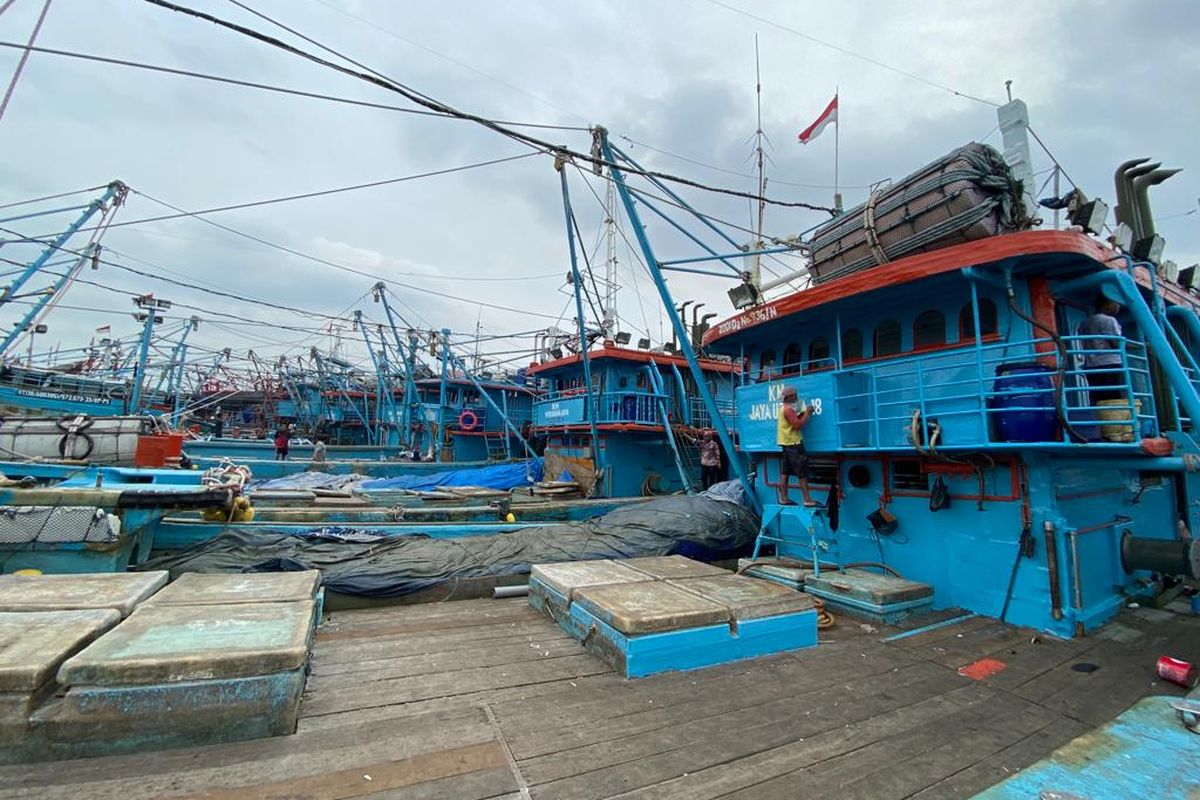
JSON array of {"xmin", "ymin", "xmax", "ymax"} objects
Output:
[{"xmin": 1131, "ymin": 167, "xmax": 1183, "ymax": 239}]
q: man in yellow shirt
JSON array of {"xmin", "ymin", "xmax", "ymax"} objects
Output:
[{"xmin": 776, "ymin": 386, "xmax": 815, "ymax": 506}]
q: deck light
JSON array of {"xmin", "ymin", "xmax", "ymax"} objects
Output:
[
  {"xmin": 614, "ymin": 331, "xmax": 632, "ymax": 345},
  {"xmin": 1132, "ymin": 234, "xmax": 1165, "ymax": 264},
  {"xmin": 637, "ymin": 338, "xmax": 651, "ymax": 350},
  {"xmin": 1178, "ymin": 265, "xmax": 1196, "ymax": 290},
  {"xmin": 1068, "ymin": 198, "xmax": 1108, "ymax": 235}
]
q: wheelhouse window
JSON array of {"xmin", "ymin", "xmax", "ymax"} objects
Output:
[
  {"xmin": 960, "ymin": 298, "xmax": 999, "ymax": 339},
  {"xmin": 913, "ymin": 310, "xmax": 946, "ymax": 348},
  {"xmin": 808, "ymin": 337, "xmax": 831, "ymax": 369},
  {"xmin": 759, "ymin": 348, "xmax": 777, "ymax": 381},
  {"xmin": 781, "ymin": 343, "xmax": 802, "ymax": 375},
  {"xmin": 842, "ymin": 328, "xmax": 864, "ymax": 362},
  {"xmin": 874, "ymin": 320, "xmax": 902, "ymax": 357}
]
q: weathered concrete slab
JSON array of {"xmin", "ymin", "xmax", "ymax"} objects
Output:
[
  {"xmin": 144, "ymin": 571, "xmax": 321, "ymax": 607},
  {"xmin": 668, "ymin": 574, "xmax": 816, "ymax": 622},
  {"xmin": 0, "ymin": 572, "xmax": 167, "ymax": 617},
  {"xmin": 530, "ymin": 560, "xmax": 651, "ymax": 599},
  {"xmin": 0, "ymin": 610, "xmax": 119, "ymax": 692},
  {"xmin": 6, "ymin": 668, "xmax": 305, "ymax": 764},
  {"xmin": 573, "ymin": 581, "xmax": 729, "ymax": 635},
  {"xmin": 737, "ymin": 557, "xmax": 812, "ymax": 589},
  {"xmin": 623, "ymin": 555, "xmax": 729, "ymax": 581},
  {"xmin": 805, "ymin": 567, "xmax": 933, "ymax": 604},
  {"xmin": 58, "ymin": 601, "xmax": 315, "ymax": 686}
]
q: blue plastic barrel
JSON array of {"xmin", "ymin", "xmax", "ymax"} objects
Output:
[{"xmin": 989, "ymin": 362, "xmax": 1058, "ymax": 442}]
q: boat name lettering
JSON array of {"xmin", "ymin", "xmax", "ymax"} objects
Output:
[
  {"xmin": 15, "ymin": 388, "xmax": 109, "ymax": 405},
  {"xmin": 746, "ymin": 385, "xmax": 822, "ymax": 422},
  {"xmin": 715, "ymin": 305, "xmax": 778, "ymax": 336},
  {"xmin": 544, "ymin": 403, "xmax": 572, "ymax": 419}
]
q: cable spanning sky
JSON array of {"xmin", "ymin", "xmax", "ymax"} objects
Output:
[{"xmin": 0, "ymin": 0, "xmax": 1195, "ymax": 376}]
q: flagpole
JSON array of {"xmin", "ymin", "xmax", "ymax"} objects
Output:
[{"xmin": 834, "ymin": 86, "xmax": 841, "ymax": 213}]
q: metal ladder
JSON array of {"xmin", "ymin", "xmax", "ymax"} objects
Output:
[{"xmin": 751, "ymin": 503, "xmax": 839, "ymax": 577}]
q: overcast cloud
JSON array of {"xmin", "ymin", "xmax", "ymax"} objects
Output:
[{"xmin": 0, "ymin": 0, "xmax": 1196, "ymax": 379}]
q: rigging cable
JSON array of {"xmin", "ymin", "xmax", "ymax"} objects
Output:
[
  {"xmin": 141, "ymin": 0, "xmax": 835, "ymax": 213},
  {"xmin": 0, "ymin": 0, "xmax": 52, "ymax": 126}
]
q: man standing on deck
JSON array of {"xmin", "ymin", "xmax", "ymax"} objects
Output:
[
  {"xmin": 274, "ymin": 428, "xmax": 290, "ymax": 461},
  {"xmin": 698, "ymin": 429, "xmax": 722, "ymax": 489},
  {"xmin": 776, "ymin": 386, "xmax": 815, "ymax": 506},
  {"xmin": 1079, "ymin": 293, "xmax": 1125, "ymax": 402}
]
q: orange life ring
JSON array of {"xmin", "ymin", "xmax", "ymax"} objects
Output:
[{"xmin": 458, "ymin": 410, "xmax": 479, "ymax": 431}]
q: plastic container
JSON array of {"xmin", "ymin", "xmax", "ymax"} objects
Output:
[
  {"xmin": 1191, "ymin": 594, "xmax": 1200, "ymax": 616},
  {"xmin": 1157, "ymin": 655, "xmax": 1198, "ymax": 688},
  {"xmin": 989, "ymin": 363, "xmax": 1058, "ymax": 442},
  {"xmin": 133, "ymin": 433, "xmax": 185, "ymax": 468}
]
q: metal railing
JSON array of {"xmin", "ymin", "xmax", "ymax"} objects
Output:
[
  {"xmin": 533, "ymin": 389, "xmax": 672, "ymax": 426},
  {"xmin": 832, "ymin": 335, "xmax": 1156, "ymax": 449}
]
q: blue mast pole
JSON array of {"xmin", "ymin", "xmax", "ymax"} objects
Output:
[
  {"xmin": 374, "ymin": 283, "xmax": 416, "ymax": 435},
  {"xmin": 599, "ymin": 130, "xmax": 762, "ymax": 514},
  {"xmin": 0, "ymin": 181, "xmax": 125, "ymax": 310},
  {"xmin": 437, "ymin": 328, "xmax": 450, "ymax": 461},
  {"xmin": 0, "ymin": 249, "xmax": 91, "ymax": 358},
  {"xmin": 556, "ymin": 155, "xmax": 604, "ymax": 482},
  {"xmin": 353, "ymin": 311, "xmax": 388, "ymax": 445},
  {"xmin": 167, "ymin": 317, "xmax": 198, "ymax": 427},
  {"xmin": 129, "ymin": 295, "xmax": 165, "ymax": 414}
]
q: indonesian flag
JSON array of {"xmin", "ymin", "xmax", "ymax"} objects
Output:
[
  {"xmin": 797, "ymin": 95, "xmax": 838, "ymax": 144},
  {"xmin": 95, "ymin": 325, "xmax": 111, "ymax": 334}
]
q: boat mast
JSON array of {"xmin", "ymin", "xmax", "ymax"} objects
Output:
[
  {"xmin": 602, "ymin": 181, "xmax": 619, "ymax": 338},
  {"xmin": 751, "ymin": 35, "xmax": 767, "ymax": 290}
]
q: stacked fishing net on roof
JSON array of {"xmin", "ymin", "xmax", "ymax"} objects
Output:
[{"xmin": 809, "ymin": 143, "xmax": 1027, "ymax": 285}]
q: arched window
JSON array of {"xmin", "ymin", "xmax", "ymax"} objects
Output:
[
  {"xmin": 759, "ymin": 348, "xmax": 777, "ymax": 381},
  {"xmin": 842, "ymin": 328, "xmax": 864, "ymax": 362},
  {"xmin": 913, "ymin": 310, "xmax": 946, "ymax": 348},
  {"xmin": 960, "ymin": 298, "xmax": 999, "ymax": 339},
  {"xmin": 808, "ymin": 337, "xmax": 831, "ymax": 369},
  {"xmin": 874, "ymin": 320, "xmax": 902, "ymax": 357},
  {"xmin": 781, "ymin": 343, "xmax": 802, "ymax": 375}
]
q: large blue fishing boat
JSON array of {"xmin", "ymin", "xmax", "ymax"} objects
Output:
[
  {"xmin": 527, "ymin": 342, "xmax": 737, "ymax": 497},
  {"xmin": 587, "ymin": 102, "xmax": 1199, "ymax": 640}
]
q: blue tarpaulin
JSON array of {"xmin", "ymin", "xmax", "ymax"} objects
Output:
[{"xmin": 358, "ymin": 458, "xmax": 542, "ymax": 491}]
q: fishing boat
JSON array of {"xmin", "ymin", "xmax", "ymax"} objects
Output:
[
  {"xmin": 528, "ymin": 340, "xmax": 737, "ymax": 496},
  {"xmin": 588, "ymin": 102, "xmax": 1199, "ymax": 641},
  {"xmin": 415, "ymin": 375, "xmax": 535, "ymax": 462}
]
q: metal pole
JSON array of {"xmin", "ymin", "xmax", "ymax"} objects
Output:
[
  {"xmin": 129, "ymin": 299, "xmax": 159, "ymax": 414},
  {"xmin": 437, "ymin": 328, "xmax": 450, "ymax": 461},
  {"xmin": 0, "ymin": 181, "xmax": 124, "ymax": 308},
  {"xmin": 601, "ymin": 132, "xmax": 762, "ymax": 515},
  {"xmin": 557, "ymin": 158, "xmax": 603, "ymax": 470}
]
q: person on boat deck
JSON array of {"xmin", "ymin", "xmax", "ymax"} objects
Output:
[
  {"xmin": 699, "ymin": 430, "xmax": 722, "ymax": 490},
  {"xmin": 311, "ymin": 435, "xmax": 327, "ymax": 465},
  {"xmin": 776, "ymin": 386, "xmax": 815, "ymax": 506},
  {"xmin": 1079, "ymin": 292, "xmax": 1126, "ymax": 402},
  {"xmin": 273, "ymin": 428, "xmax": 290, "ymax": 461}
]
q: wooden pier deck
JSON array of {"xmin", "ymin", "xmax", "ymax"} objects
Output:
[{"xmin": 2, "ymin": 596, "xmax": 1197, "ymax": 799}]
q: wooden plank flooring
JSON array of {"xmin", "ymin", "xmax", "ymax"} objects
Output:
[{"xmin": 1, "ymin": 594, "xmax": 1197, "ymax": 799}]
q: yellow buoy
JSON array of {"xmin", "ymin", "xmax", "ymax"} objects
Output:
[
  {"xmin": 505, "ymin": 512, "xmax": 516, "ymax": 523},
  {"xmin": 12, "ymin": 569, "xmax": 42, "ymax": 576}
]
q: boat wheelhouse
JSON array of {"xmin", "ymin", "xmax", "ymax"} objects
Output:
[
  {"xmin": 527, "ymin": 342, "xmax": 737, "ymax": 497},
  {"xmin": 705, "ymin": 228, "xmax": 1200, "ymax": 638},
  {"xmin": 415, "ymin": 376, "xmax": 535, "ymax": 462}
]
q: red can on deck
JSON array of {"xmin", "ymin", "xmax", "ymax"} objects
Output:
[{"xmin": 1157, "ymin": 656, "xmax": 1198, "ymax": 688}]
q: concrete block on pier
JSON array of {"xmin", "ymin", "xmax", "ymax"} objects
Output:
[{"xmin": 0, "ymin": 572, "xmax": 167, "ymax": 617}]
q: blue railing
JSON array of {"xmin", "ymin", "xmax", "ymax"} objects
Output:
[
  {"xmin": 739, "ymin": 356, "xmax": 837, "ymax": 386},
  {"xmin": 832, "ymin": 335, "xmax": 1156, "ymax": 449},
  {"xmin": 689, "ymin": 396, "xmax": 737, "ymax": 429},
  {"xmin": 533, "ymin": 389, "xmax": 671, "ymax": 426}
]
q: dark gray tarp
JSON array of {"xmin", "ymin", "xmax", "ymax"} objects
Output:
[{"xmin": 140, "ymin": 487, "xmax": 760, "ymax": 598}]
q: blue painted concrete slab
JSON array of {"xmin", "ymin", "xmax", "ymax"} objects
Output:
[
  {"xmin": 972, "ymin": 696, "xmax": 1200, "ymax": 799},
  {"xmin": 569, "ymin": 599, "xmax": 817, "ymax": 678}
]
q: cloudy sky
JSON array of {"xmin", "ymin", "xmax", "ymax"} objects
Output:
[{"xmin": 0, "ymin": 0, "xmax": 1196, "ymax": 384}]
